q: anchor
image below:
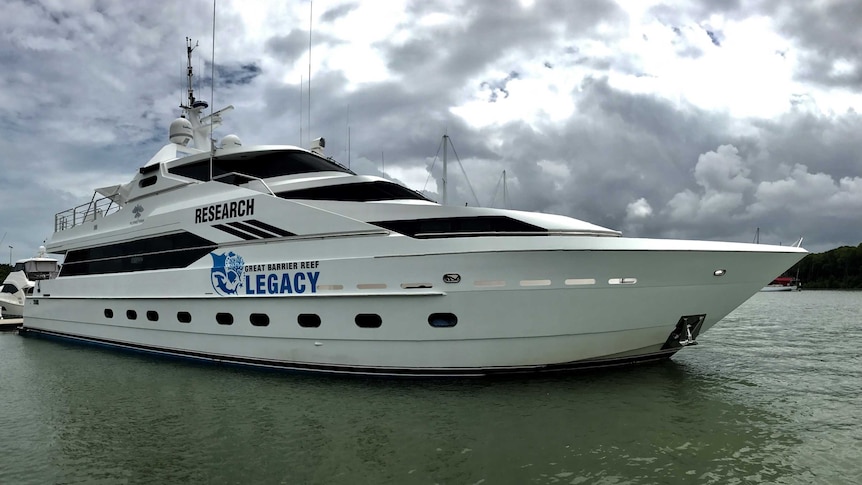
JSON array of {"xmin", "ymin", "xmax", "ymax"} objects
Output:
[
  {"xmin": 661, "ymin": 314, "xmax": 706, "ymax": 350},
  {"xmin": 678, "ymin": 322, "xmax": 699, "ymax": 346}
]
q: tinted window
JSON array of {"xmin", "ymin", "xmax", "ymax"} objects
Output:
[
  {"xmin": 177, "ymin": 312, "xmax": 192, "ymax": 323},
  {"xmin": 60, "ymin": 232, "xmax": 215, "ymax": 277},
  {"xmin": 127, "ymin": 310, "xmax": 137, "ymax": 320},
  {"xmin": 0, "ymin": 284, "xmax": 17, "ymax": 294},
  {"xmin": 104, "ymin": 309, "xmax": 113, "ymax": 318},
  {"xmin": 277, "ymin": 181, "xmax": 430, "ymax": 202},
  {"xmin": 146, "ymin": 311, "xmax": 159, "ymax": 321},
  {"xmin": 216, "ymin": 312, "xmax": 234, "ymax": 325},
  {"xmin": 169, "ymin": 150, "xmax": 352, "ymax": 181},
  {"xmin": 372, "ymin": 216, "xmax": 547, "ymax": 238}
]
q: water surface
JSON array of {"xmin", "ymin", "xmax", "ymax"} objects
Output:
[{"xmin": 1, "ymin": 291, "xmax": 859, "ymax": 484}]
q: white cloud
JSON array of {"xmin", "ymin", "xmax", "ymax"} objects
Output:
[
  {"xmin": 1, "ymin": 0, "xmax": 861, "ymax": 255},
  {"xmin": 693, "ymin": 144, "xmax": 752, "ymax": 193},
  {"xmin": 626, "ymin": 197, "xmax": 653, "ymax": 218}
]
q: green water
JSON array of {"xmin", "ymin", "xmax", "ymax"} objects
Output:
[{"xmin": 1, "ymin": 291, "xmax": 859, "ymax": 484}]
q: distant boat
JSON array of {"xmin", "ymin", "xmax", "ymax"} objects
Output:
[
  {"xmin": 754, "ymin": 228, "xmax": 803, "ymax": 292},
  {"xmin": 0, "ymin": 246, "xmax": 59, "ymax": 318},
  {"xmin": 761, "ymin": 276, "xmax": 800, "ymax": 292}
]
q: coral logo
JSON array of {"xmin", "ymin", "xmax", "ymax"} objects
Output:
[
  {"xmin": 210, "ymin": 251, "xmax": 245, "ymax": 296},
  {"xmin": 133, "ymin": 204, "xmax": 144, "ymax": 218}
]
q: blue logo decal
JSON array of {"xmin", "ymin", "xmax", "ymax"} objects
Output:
[
  {"xmin": 133, "ymin": 204, "xmax": 144, "ymax": 218},
  {"xmin": 210, "ymin": 251, "xmax": 245, "ymax": 296}
]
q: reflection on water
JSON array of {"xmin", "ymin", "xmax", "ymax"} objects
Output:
[{"xmin": 1, "ymin": 291, "xmax": 860, "ymax": 484}]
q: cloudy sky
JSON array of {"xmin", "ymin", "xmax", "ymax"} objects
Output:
[{"xmin": 2, "ymin": 0, "xmax": 861, "ymax": 261}]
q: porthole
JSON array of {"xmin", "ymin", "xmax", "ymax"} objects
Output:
[
  {"xmin": 177, "ymin": 311, "xmax": 192, "ymax": 323},
  {"xmin": 250, "ymin": 313, "xmax": 270, "ymax": 327},
  {"xmin": 126, "ymin": 310, "xmax": 137, "ymax": 320},
  {"xmin": 355, "ymin": 313, "xmax": 382, "ymax": 328},
  {"xmin": 104, "ymin": 309, "xmax": 113, "ymax": 318},
  {"xmin": 428, "ymin": 313, "xmax": 458, "ymax": 328},
  {"xmin": 298, "ymin": 313, "xmax": 321, "ymax": 328},
  {"xmin": 216, "ymin": 312, "xmax": 234, "ymax": 325},
  {"xmin": 146, "ymin": 311, "xmax": 159, "ymax": 322}
]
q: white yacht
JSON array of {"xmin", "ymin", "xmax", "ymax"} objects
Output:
[
  {"xmin": 1, "ymin": 247, "xmax": 59, "ymax": 318},
  {"xmin": 20, "ymin": 41, "xmax": 807, "ymax": 376}
]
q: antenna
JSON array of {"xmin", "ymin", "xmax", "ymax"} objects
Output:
[
  {"xmin": 381, "ymin": 151, "xmax": 385, "ymax": 177},
  {"xmin": 209, "ymin": 0, "xmax": 217, "ymax": 178},
  {"xmin": 186, "ymin": 37, "xmax": 199, "ymax": 107},
  {"xmin": 347, "ymin": 104, "xmax": 350, "ymax": 168},
  {"xmin": 300, "ymin": 75, "xmax": 303, "ymax": 146},
  {"xmin": 308, "ymin": 0, "xmax": 313, "ymax": 145}
]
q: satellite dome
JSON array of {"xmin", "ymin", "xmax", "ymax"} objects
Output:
[
  {"xmin": 169, "ymin": 117, "xmax": 193, "ymax": 146},
  {"xmin": 220, "ymin": 134, "xmax": 242, "ymax": 149}
]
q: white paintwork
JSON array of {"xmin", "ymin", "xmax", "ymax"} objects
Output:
[
  {"xmin": 760, "ymin": 285, "xmax": 798, "ymax": 292},
  {"xmin": 20, "ymin": 41, "xmax": 808, "ymax": 375}
]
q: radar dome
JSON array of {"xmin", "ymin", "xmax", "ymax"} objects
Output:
[
  {"xmin": 169, "ymin": 117, "xmax": 193, "ymax": 146},
  {"xmin": 220, "ymin": 134, "xmax": 242, "ymax": 149}
]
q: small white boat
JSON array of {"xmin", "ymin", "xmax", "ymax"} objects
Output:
[
  {"xmin": 0, "ymin": 246, "xmax": 59, "ymax": 318},
  {"xmin": 761, "ymin": 276, "xmax": 800, "ymax": 292}
]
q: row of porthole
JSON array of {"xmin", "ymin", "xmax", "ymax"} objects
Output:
[
  {"xmin": 103, "ymin": 309, "xmax": 458, "ymax": 328},
  {"xmin": 321, "ymin": 277, "xmax": 637, "ymax": 291}
]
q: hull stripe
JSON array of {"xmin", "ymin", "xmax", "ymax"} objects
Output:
[
  {"xmin": 227, "ymin": 221, "xmax": 276, "ymax": 239},
  {"xmin": 213, "ymin": 220, "xmax": 295, "ymax": 240},
  {"xmin": 212, "ymin": 223, "xmax": 257, "ymax": 240}
]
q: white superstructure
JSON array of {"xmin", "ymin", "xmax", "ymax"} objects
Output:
[{"xmin": 20, "ymin": 40, "xmax": 807, "ymax": 376}]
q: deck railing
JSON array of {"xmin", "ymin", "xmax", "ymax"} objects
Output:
[{"xmin": 54, "ymin": 194, "xmax": 121, "ymax": 232}]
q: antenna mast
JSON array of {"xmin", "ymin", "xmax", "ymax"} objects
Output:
[
  {"xmin": 300, "ymin": 75, "xmax": 303, "ymax": 146},
  {"xmin": 186, "ymin": 37, "xmax": 199, "ymax": 107},
  {"xmin": 308, "ymin": 0, "xmax": 313, "ymax": 145}
]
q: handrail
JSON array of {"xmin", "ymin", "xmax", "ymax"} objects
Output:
[{"xmin": 54, "ymin": 194, "xmax": 122, "ymax": 233}]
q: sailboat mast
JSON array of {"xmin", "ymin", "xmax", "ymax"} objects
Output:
[
  {"xmin": 503, "ymin": 169, "xmax": 508, "ymax": 209},
  {"xmin": 442, "ymin": 134, "xmax": 448, "ymax": 206}
]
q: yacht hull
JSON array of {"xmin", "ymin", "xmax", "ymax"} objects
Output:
[{"xmin": 21, "ymin": 241, "xmax": 805, "ymax": 376}]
